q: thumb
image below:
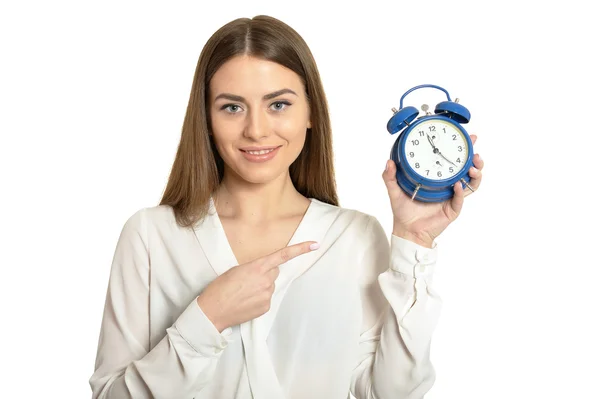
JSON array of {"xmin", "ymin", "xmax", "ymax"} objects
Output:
[
  {"xmin": 448, "ymin": 181, "xmax": 465, "ymax": 220},
  {"xmin": 382, "ymin": 159, "xmax": 402, "ymax": 197}
]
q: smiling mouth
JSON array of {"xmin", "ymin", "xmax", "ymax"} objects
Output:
[{"xmin": 240, "ymin": 146, "xmax": 282, "ymax": 155}]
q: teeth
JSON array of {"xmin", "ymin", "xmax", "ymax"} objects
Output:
[{"xmin": 246, "ymin": 148, "xmax": 275, "ymax": 155}]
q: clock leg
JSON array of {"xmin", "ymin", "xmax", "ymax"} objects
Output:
[
  {"xmin": 461, "ymin": 178, "xmax": 475, "ymax": 193},
  {"xmin": 411, "ymin": 183, "xmax": 422, "ymax": 201}
]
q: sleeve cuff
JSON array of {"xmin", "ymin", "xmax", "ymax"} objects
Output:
[
  {"xmin": 390, "ymin": 234, "xmax": 438, "ymax": 278},
  {"xmin": 174, "ymin": 298, "xmax": 233, "ymax": 356}
]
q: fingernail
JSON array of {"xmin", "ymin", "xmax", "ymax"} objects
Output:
[
  {"xmin": 385, "ymin": 161, "xmax": 389, "ymax": 172},
  {"xmin": 309, "ymin": 242, "xmax": 320, "ymax": 250}
]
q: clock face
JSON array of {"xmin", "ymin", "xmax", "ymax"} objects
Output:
[{"xmin": 403, "ymin": 119, "xmax": 469, "ymax": 180}]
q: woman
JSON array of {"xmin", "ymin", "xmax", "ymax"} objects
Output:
[{"xmin": 89, "ymin": 15, "xmax": 484, "ymax": 399}]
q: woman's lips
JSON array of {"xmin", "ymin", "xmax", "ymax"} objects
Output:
[{"xmin": 239, "ymin": 146, "xmax": 282, "ymax": 163}]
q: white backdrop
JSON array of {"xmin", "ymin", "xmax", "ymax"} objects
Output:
[{"xmin": 1, "ymin": 0, "xmax": 598, "ymax": 398}]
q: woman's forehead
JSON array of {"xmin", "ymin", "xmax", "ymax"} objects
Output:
[{"xmin": 209, "ymin": 55, "xmax": 304, "ymax": 98}]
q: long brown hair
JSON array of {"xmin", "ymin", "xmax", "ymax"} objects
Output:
[{"xmin": 159, "ymin": 15, "xmax": 338, "ymax": 228}]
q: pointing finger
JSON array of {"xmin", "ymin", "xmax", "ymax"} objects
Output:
[{"xmin": 262, "ymin": 241, "xmax": 320, "ymax": 271}]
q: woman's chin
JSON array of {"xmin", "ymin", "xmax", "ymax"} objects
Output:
[
  {"xmin": 242, "ymin": 173, "xmax": 281, "ymax": 184},
  {"xmin": 237, "ymin": 169, "xmax": 287, "ymax": 185}
]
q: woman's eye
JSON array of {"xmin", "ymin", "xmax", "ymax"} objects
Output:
[
  {"xmin": 270, "ymin": 101, "xmax": 290, "ymax": 111},
  {"xmin": 221, "ymin": 101, "xmax": 290, "ymax": 113},
  {"xmin": 222, "ymin": 104, "xmax": 242, "ymax": 113}
]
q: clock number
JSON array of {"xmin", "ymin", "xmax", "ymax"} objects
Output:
[
  {"xmin": 429, "ymin": 126, "xmax": 436, "ymax": 132},
  {"xmin": 409, "ymin": 151, "xmax": 415, "ymax": 158},
  {"xmin": 437, "ymin": 171, "xmax": 442, "ymax": 177},
  {"xmin": 449, "ymin": 167, "xmax": 454, "ymax": 173},
  {"xmin": 419, "ymin": 131, "xmax": 425, "ymax": 137},
  {"xmin": 411, "ymin": 140, "xmax": 420, "ymax": 146},
  {"xmin": 452, "ymin": 134, "xmax": 457, "ymax": 140},
  {"xmin": 415, "ymin": 163, "xmax": 420, "ymax": 168},
  {"xmin": 443, "ymin": 127, "xmax": 447, "ymax": 133},
  {"xmin": 456, "ymin": 157, "xmax": 461, "ymax": 163},
  {"xmin": 458, "ymin": 146, "xmax": 463, "ymax": 152},
  {"xmin": 425, "ymin": 170, "xmax": 430, "ymax": 176}
]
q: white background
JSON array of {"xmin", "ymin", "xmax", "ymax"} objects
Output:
[{"xmin": 1, "ymin": 0, "xmax": 599, "ymax": 398}]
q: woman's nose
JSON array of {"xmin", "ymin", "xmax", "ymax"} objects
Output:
[{"xmin": 243, "ymin": 108, "xmax": 270, "ymax": 140}]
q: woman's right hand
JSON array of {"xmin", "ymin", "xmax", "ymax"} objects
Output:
[{"xmin": 196, "ymin": 241, "xmax": 320, "ymax": 332}]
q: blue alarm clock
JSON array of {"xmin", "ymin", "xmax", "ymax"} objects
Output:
[{"xmin": 387, "ymin": 84, "xmax": 475, "ymax": 202}]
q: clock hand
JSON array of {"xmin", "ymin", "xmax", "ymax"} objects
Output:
[
  {"xmin": 437, "ymin": 150, "xmax": 458, "ymax": 168},
  {"xmin": 426, "ymin": 132, "xmax": 461, "ymax": 168},
  {"xmin": 426, "ymin": 134, "xmax": 436, "ymax": 150},
  {"xmin": 428, "ymin": 133, "xmax": 458, "ymax": 167}
]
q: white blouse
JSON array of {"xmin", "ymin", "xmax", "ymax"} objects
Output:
[{"xmin": 89, "ymin": 197, "xmax": 441, "ymax": 399}]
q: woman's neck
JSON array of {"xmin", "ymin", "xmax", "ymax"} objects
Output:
[{"xmin": 213, "ymin": 170, "xmax": 308, "ymax": 223}]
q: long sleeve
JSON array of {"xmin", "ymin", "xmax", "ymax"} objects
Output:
[
  {"xmin": 89, "ymin": 209, "xmax": 232, "ymax": 399},
  {"xmin": 350, "ymin": 215, "xmax": 442, "ymax": 399}
]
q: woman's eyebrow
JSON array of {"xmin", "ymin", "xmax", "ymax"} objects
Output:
[
  {"xmin": 263, "ymin": 88, "xmax": 297, "ymax": 100},
  {"xmin": 214, "ymin": 88, "xmax": 298, "ymax": 102}
]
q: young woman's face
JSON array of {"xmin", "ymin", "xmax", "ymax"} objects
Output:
[{"xmin": 208, "ymin": 55, "xmax": 312, "ymax": 185}]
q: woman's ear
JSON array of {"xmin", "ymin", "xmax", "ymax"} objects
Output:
[{"xmin": 307, "ymin": 120, "xmax": 312, "ymax": 129}]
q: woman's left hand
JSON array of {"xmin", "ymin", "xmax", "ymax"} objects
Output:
[{"xmin": 382, "ymin": 134, "xmax": 484, "ymax": 248}]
